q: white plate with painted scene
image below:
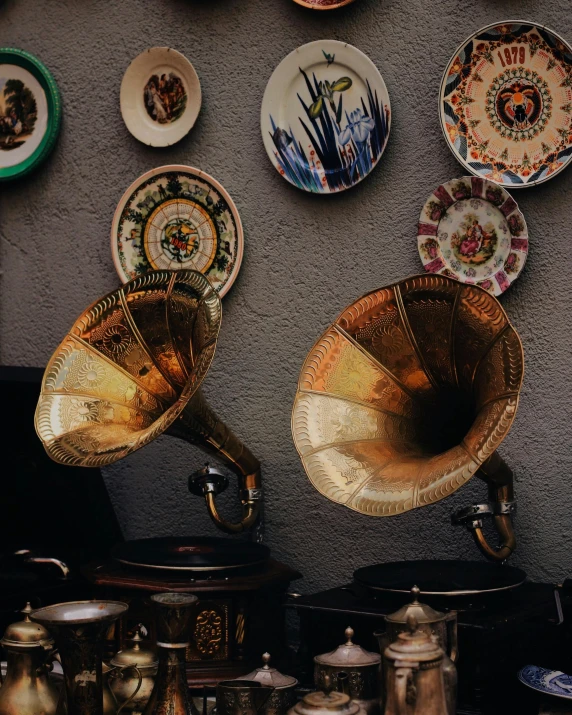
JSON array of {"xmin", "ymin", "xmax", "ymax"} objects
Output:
[
  {"xmin": 418, "ymin": 177, "xmax": 528, "ymax": 296},
  {"xmin": 121, "ymin": 47, "xmax": 201, "ymax": 147}
]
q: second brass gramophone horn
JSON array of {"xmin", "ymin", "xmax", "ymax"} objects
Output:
[
  {"xmin": 292, "ymin": 274, "xmax": 524, "ymax": 561},
  {"xmin": 35, "ymin": 269, "xmax": 261, "ymax": 534}
]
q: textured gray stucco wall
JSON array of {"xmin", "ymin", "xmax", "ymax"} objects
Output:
[{"xmin": 1, "ymin": 0, "xmax": 571, "ymax": 592}]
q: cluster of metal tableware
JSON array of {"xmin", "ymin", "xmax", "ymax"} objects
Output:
[
  {"xmin": 215, "ymin": 585, "xmax": 457, "ymax": 715},
  {"xmin": 0, "ymin": 593, "xmax": 197, "ymax": 715},
  {"xmin": 0, "ymin": 587, "xmax": 456, "ymax": 715}
]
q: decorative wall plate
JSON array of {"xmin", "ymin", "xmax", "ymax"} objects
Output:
[
  {"xmin": 261, "ymin": 40, "xmax": 390, "ymax": 193},
  {"xmin": 440, "ymin": 21, "xmax": 572, "ymax": 187},
  {"xmin": 0, "ymin": 48, "xmax": 61, "ymax": 181},
  {"xmin": 418, "ymin": 176, "xmax": 528, "ymax": 296},
  {"xmin": 292, "ymin": 0, "xmax": 356, "ymax": 9},
  {"xmin": 120, "ymin": 47, "xmax": 201, "ymax": 147},
  {"xmin": 518, "ymin": 666, "xmax": 572, "ymax": 700},
  {"xmin": 111, "ymin": 165, "xmax": 243, "ymax": 297}
]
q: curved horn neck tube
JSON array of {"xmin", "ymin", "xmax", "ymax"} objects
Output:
[
  {"xmin": 168, "ymin": 390, "xmax": 262, "ymax": 534},
  {"xmin": 474, "ymin": 452, "xmax": 516, "ymax": 562}
]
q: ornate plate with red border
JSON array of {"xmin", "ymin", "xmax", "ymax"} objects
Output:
[
  {"xmin": 111, "ymin": 165, "xmax": 243, "ymax": 298},
  {"xmin": 418, "ymin": 177, "xmax": 528, "ymax": 296},
  {"xmin": 440, "ymin": 21, "xmax": 572, "ymax": 187},
  {"xmin": 292, "ymin": 0, "xmax": 356, "ymax": 9}
]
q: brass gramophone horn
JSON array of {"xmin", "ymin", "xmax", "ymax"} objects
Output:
[
  {"xmin": 292, "ymin": 274, "xmax": 524, "ymax": 561},
  {"xmin": 35, "ymin": 270, "xmax": 261, "ymax": 533}
]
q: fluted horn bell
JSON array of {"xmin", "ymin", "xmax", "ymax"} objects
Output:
[
  {"xmin": 292, "ymin": 274, "xmax": 524, "ymax": 561},
  {"xmin": 35, "ymin": 270, "xmax": 261, "ymax": 534}
]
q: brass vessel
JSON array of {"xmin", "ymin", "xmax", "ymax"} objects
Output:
[
  {"xmin": 143, "ymin": 592, "xmax": 197, "ymax": 715},
  {"xmin": 110, "ymin": 628, "xmax": 158, "ymax": 714},
  {"xmin": 240, "ymin": 653, "xmax": 298, "ymax": 715},
  {"xmin": 292, "ymin": 274, "xmax": 524, "ymax": 561},
  {"xmin": 287, "ymin": 676, "xmax": 366, "ymax": 715},
  {"xmin": 314, "ymin": 628, "xmax": 381, "ymax": 715},
  {"xmin": 383, "ymin": 616, "xmax": 454, "ymax": 715},
  {"xmin": 103, "ymin": 661, "xmax": 143, "ymax": 715},
  {"xmin": 375, "ymin": 587, "xmax": 456, "ymax": 714},
  {"xmin": 31, "ymin": 600, "xmax": 129, "ymax": 715},
  {"xmin": 0, "ymin": 602, "xmax": 60, "ymax": 715},
  {"xmin": 216, "ymin": 680, "xmax": 276, "ymax": 715},
  {"xmin": 35, "ymin": 270, "xmax": 262, "ymax": 534}
]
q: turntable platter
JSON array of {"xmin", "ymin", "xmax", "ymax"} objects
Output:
[
  {"xmin": 354, "ymin": 560, "xmax": 526, "ymax": 596},
  {"xmin": 112, "ymin": 537, "xmax": 270, "ymax": 573}
]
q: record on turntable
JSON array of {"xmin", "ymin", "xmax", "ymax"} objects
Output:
[
  {"xmin": 354, "ymin": 560, "xmax": 527, "ymax": 596},
  {"xmin": 112, "ymin": 537, "xmax": 270, "ymax": 573}
]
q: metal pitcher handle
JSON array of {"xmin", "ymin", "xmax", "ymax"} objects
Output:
[
  {"xmin": 115, "ymin": 665, "xmax": 143, "ymax": 714},
  {"xmin": 445, "ymin": 612, "xmax": 458, "ymax": 663},
  {"xmin": 395, "ymin": 667, "xmax": 414, "ymax": 715}
]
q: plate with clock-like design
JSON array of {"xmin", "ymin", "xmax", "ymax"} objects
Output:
[
  {"xmin": 418, "ymin": 176, "xmax": 528, "ymax": 296},
  {"xmin": 440, "ymin": 21, "xmax": 572, "ymax": 187},
  {"xmin": 111, "ymin": 165, "xmax": 243, "ymax": 297},
  {"xmin": 0, "ymin": 48, "xmax": 61, "ymax": 181}
]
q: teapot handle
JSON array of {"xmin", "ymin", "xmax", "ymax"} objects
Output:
[
  {"xmin": 395, "ymin": 666, "xmax": 414, "ymax": 715},
  {"xmin": 445, "ymin": 612, "xmax": 458, "ymax": 663},
  {"xmin": 114, "ymin": 665, "xmax": 143, "ymax": 714}
]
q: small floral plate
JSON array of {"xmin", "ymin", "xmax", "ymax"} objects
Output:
[
  {"xmin": 440, "ymin": 21, "xmax": 572, "ymax": 187},
  {"xmin": 292, "ymin": 0, "xmax": 356, "ymax": 9},
  {"xmin": 417, "ymin": 177, "xmax": 528, "ymax": 296},
  {"xmin": 120, "ymin": 47, "xmax": 201, "ymax": 147},
  {"xmin": 519, "ymin": 665, "xmax": 572, "ymax": 700},
  {"xmin": 261, "ymin": 40, "xmax": 390, "ymax": 193},
  {"xmin": 111, "ymin": 165, "xmax": 243, "ymax": 297},
  {"xmin": 0, "ymin": 48, "xmax": 61, "ymax": 181}
]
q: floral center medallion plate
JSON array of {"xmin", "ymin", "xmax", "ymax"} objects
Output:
[
  {"xmin": 112, "ymin": 166, "xmax": 243, "ymax": 297},
  {"xmin": 518, "ymin": 666, "xmax": 572, "ymax": 700},
  {"xmin": 0, "ymin": 48, "xmax": 61, "ymax": 181},
  {"xmin": 120, "ymin": 48, "xmax": 201, "ymax": 147},
  {"xmin": 440, "ymin": 21, "xmax": 572, "ymax": 187},
  {"xmin": 418, "ymin": 177, "xmax": 528, "ymax": 296},
  {"xmin": 261, "ymin": 41, "xmax": 390, "ymax": 193}
]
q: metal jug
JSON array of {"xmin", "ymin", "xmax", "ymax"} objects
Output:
[
  {"xmin": 102, "ymin": 662, "xmax": 143, "ymax": 714},
  {"xmin": 0, "ymin": 603, "xmax": 60, "ymax": 715},
  {"xmin": 216, "ymin": 680, "xmax": 275, "ymax": 715},
  {"xmin": 110, "ymin": 628, "xmax": 158, "ymax": 714},
  {"xmin": 383, "ymin": 616, "xmax": 454, "ymax": 715}
]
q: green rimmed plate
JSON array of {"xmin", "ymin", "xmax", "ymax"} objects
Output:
[{"xmin": 0, "ymin": 48, "xmax": 61, "ymax": 182}]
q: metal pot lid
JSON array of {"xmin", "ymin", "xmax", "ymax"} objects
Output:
[
  {"xmin": 112, "ymin": 537, "xmax": 270, "ymax": 572},
  {"xmin": 385, "ymin": 586, "xmax": 446, "ymax": 624},
  {"xmin": 354, "ymin": 560, "xmax": 526, "ymax": 596},
  {"xmin": 385, "ymin": 617, "xmax": 441, "ymax": 663},
  {"xmin": 1, "ymin": 602, "xmax": 54, "ymax": 649},
  {"xmin": 110, "ymin": 627, "xmax": 158, "ymax": 670},
  {"xmin": 314, "ymin": 627, "xmax": 380, "ymax": 667},
  {"xmin": 241, "ymin": 653, "xmax": 298, "ymax": 689},
  {"xmin": 294, "ymin": 678, "xmax": 361, "ymax": 715}
]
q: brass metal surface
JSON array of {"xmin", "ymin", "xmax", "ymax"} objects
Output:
[
  {"xmin": 0, "ymin": 603, "xmax": 60, "ymax": 715},
  {"xmin": 314, "ymin": 628, "xmax": 381, "ymax": 715},
  {"xmin": 292, "ymin": 274, "xmax": 524, "ymax": 560},
  {"xmin": 383, "ymin": 616, "xmax": 453, "ymax": 715},
  {"xmin": 240, "ymin": 653, "xmax": 298, "ymax": 715},
  {"xmin": 110, "ymin": 629, "xmax": 157, "ymax": 714},
  {"xmin": 35, "ymin": 269, "xmax": 261, "ymax": 534},
  {"xmin": 143, "ymin": 593, "xmax": 198, "ymax": 715},
  {"xmin": 30, "ymin": 600, "xmax": 129, "ymax": 715}
]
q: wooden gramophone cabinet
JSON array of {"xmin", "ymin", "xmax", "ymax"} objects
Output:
[{"xmin": 84, "ymin": 557, "xmax": 301, "ymax": 686}]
